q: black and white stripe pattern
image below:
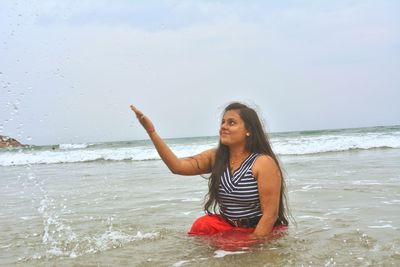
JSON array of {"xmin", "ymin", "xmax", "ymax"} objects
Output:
[{"xmin": 218, "ymin": 153, "xmax": 262, "ymax": 219}]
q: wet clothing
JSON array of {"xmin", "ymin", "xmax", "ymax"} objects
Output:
[
  {"xmin": 188, "ymin": 214, "xmax": 287, "ymax": 251},
  {"xmin": 188, "ymin": 153, "xmax": 287, "ymax": 245},
  {"xmin": 219, "ymin": 153, "xmax": 262, "ymax": 219}
]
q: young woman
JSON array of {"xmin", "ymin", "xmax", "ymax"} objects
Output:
[{"xmin": 130, "ymin": 102, "xmax": 288, "ymax": 240}]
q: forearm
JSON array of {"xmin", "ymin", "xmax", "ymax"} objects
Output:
[
  {"xmin": 148, "ymin": 131, "xmax": 181, "ymax": 173},
  {"xmin": 252, "ymin": 214, "xmax": 276, "ymax": 237}
]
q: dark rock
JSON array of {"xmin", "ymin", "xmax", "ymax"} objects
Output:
[{"xmin": 0, "ymin": 135, "xmax": 23, "ymax": 148}]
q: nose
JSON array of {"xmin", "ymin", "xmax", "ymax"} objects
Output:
[{"xmin": 220, "ymin": 121, "xmax": 228, "ymax": 130}]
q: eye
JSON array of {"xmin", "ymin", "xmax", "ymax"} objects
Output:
[{"xmin": 227, "ymin": 119, "xmax": 236, "ymax": 125}]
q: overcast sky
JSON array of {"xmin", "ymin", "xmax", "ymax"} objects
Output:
[{"xmin": 1, "ymin": 0, "xmax": 399, "ymax": 145}]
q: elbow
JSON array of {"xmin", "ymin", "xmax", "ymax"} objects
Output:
[
  {"xmin": 169, "ymin": 164, "xmax": 182, "ymax": 175},
  {"xmin": 170, "ymin": 167, "xmax": 179, "ymax": 175},
  {"xmin": 168, "ymin": 160, "xmax": 190, "ymax": 175}
]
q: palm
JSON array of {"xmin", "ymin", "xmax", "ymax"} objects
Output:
[{"xmin": 130, "ymin": 105, "xmax": 155, "ymax": 133}]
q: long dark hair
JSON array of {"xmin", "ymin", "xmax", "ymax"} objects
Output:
[{"xmin": 204, "ymin": 102, "xmax": 289, "ymax": 226}]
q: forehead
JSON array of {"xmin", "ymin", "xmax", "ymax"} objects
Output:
[{"xmin": 222, "ymin": 109, "xmax": 242, "ymax": 120}]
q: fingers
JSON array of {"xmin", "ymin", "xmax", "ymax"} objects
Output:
[
  {"xmin": 130, "ymin": 105, "xmax": 144, "ymax": 119},
  {"xmin": 130, "ymin": 105, "xmax": 148, "ymax": 124},
  {"xmin": 129, "ymin": 105, "xmax": 155, "ymax": 133},
  {"xmin": 130, "ymin": 105, "xmax": 140, "ymax": 114}
]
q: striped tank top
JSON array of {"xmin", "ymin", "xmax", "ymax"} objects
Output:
[{"xmin": 218, "ymin": 153, "xmax": 262, "ymax": 219}]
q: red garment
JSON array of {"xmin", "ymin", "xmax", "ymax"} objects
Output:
[
  {"xmin": 188, "ymin": 214, "xmax": 287, "ymax": 251},
  {"xmin": 188, "ymin": 214, "xmax": 250, "ymax": 235}
]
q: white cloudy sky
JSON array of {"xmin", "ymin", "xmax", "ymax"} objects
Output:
[{"xmin": 1, "ymin": 0, "xmax": 399, "ymax": 145}]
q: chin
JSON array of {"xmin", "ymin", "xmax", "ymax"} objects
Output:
[{"xmin": 219, "ymin": 137, "xmax": 230, "ymax": 145}]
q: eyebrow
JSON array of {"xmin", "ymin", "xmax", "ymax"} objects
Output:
[{"xmin": 221, "ymin": 117, "xmax": 238, "ymax": 124}]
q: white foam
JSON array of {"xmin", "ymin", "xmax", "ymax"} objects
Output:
[
  {"xmin": 173, "ymin": 260, "xmax": 191, "ymax": 267},
  {"xmin": 0, "ymin": 144, "xmax": 214, "ymax": 166},
  {"xmin": 352, "ymin": 180, "xmax": 382, "ymax": 185},
  {"xmin": 273, "ymin": 131, "xmax": 400, "ymax": 155},
  {"xmin": 1, "ymin": 127, "xmax": 400, "ymax": 166},
  {"xmin": 297, "ymin": 215, "xmax": 328, "ymax": 221},
  {"xmin": 92, "ymin": 230, "xmax": 159, "ymax": 251},
  {"xmin": 59, "ymin": 143, "xmax": 89, "ymax": 150},
  {"xmin": 173, "ymin": 257, "xmax": 209, "ymax": 267},
  {"xmin": 181, "ymin": 198, "xmax": 201, "ymax": 202},
  {"xmin": 214, "ymin": 249, "xmax": 246, "ymax": 258},
  {"xmin": 36, "ymin": 229, "xmax": 160, "ymax": 260},
  {"xmin": 381, "ymin": 200, "xmax": 400, "ymax": 205},
  {"xmin": 301, "ymin": 185, "xmax": 323, "ymax": 190},
  {"xmin": 368, "ymin": 224, "xmax": 396, "ymax": 229},
  {"xmin": 20, "ymin": 216, "xmax": 36, "ymax": 220}
]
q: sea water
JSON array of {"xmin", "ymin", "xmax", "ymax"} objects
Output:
[{"xmin": 1, "ymin": 125, "xmax": 400, "ymax": 266}]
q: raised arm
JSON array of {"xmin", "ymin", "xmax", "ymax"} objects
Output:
[{"xmin": 130, "ymin": 105, "xmax": 215, "ymax": 175}]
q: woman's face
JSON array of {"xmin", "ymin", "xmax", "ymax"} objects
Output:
[{"xmin": 219, "ymin": 109, "xmax": 248, "ymax": 147}]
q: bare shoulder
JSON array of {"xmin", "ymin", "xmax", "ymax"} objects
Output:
[
  {"xmin": 254, "ymin": 154, "xmax": 277, "ymax": 168},
  {"xmin": 203, "ymin": 148, "xmax": 217, "ymax": 165},
  {"xmin": 252, "ymin": 154, "xmax": 279, "ymax": 177}
]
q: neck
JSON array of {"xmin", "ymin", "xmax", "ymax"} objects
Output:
[{"xmin": 229, "ymin": 146, "xmax": 250, "ymax": 160}]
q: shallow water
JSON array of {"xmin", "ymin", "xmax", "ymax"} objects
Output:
[{"xmin": 1, "ymin": 147, "xmax": 399, "ymax": 266}]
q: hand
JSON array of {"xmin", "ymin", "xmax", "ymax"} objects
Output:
[
  {"xmin": 248, "ymin": 232, "xmax": 266, "ymax": 240},
  {"xmin": 210, "ymin": 230, "xmax": 264, "ymax": 251},
  {"xmin": 130, "ymin": 105, "xmax": 156, "ymax": 134}
]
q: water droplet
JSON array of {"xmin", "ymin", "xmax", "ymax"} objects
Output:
[{"xmin": 26, "ymin": 136, "xmax": 32, "ymax": 141}]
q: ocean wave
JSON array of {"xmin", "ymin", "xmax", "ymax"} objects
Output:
[
  {"xmin": 1, "ymin": 144, "xmax": 398, "ymax": 166},
  {"xmin": 59, "ymin": 143, "xmax": 89, "ymax": 150},
  {"xmin": 1, "ymin": 128, "xmax": 399, "ymax": 166},
  {"xmin": 273, "ymin": 132, "xmax": 400, "ymax": 155},
  {"xmin": 0, "ymin": 144, "xmax": 214, "ymax": 166}
]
